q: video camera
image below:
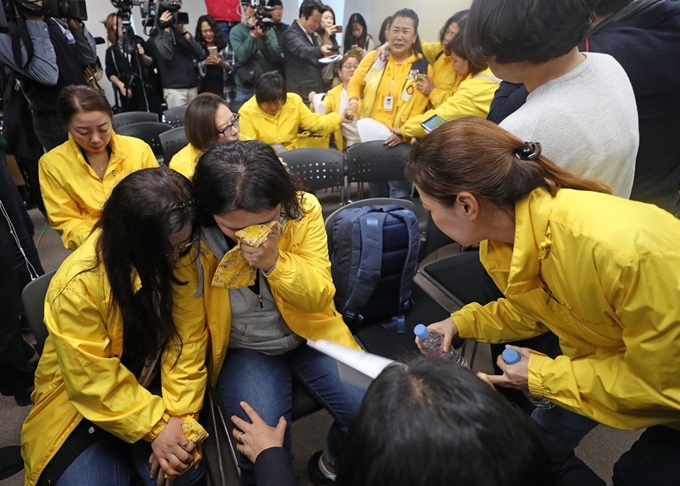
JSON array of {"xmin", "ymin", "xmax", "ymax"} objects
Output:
[
  {"xmin": 1, "ymin": 0, "xmax": 88, "ymax": 33},
  {"xmin": 153, "ymin": 1, "xmax": 187, "ymax": 28},
  {"xmin": 248, "ymin": 0, "xmax": 272, "ymax": 32}
]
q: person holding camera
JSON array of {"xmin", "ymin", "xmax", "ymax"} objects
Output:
[
  {"xmin": 229, "ymin": 0, "xmax": 279, "ymax": 105},
  {"xmin": 150, "ymin": 2, "xmax": 204, "ymax": 109},
  {"xmin": 282, "ymin": 0, "xmax": 333, "ymax": 101}
]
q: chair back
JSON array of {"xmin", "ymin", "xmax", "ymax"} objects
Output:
[
  {"xmin": 116, "ymin": 121, "xmax": 173, "ymax": 165},
  {"xmin": 112, "ymin": 111, "xmax": 159, "ymax": 130},
  {"xmin": 346, "ymin": 141, "xmax": 411, "ymax": 185},
  {"xmin": 21, "ymin": 270, "xmax": 57, "ymax": 353},
  {"xmin": 159, "ymin": 126, "xmax": 188, "ymax": 165},
  {"xmin": 280, "ymin": 148, "xmax": 346, "ymax": 198},
  {"xmin": 163, "ymin": 105, "xmax": 188, "ymax": 128}
]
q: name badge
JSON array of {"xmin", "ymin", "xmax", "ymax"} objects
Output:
[{"xmin": 383, "ymin": 96, "xmax": 394, "ymax": 112}]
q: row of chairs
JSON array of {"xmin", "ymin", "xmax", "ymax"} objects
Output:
[{"xmin": 112, "ymin": 106, "xmax": 188, "ymax": 130}]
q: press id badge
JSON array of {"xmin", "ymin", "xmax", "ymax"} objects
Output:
[{"xmin": 383, "ymin": 96, "xmax": 394, "ymax": 112}]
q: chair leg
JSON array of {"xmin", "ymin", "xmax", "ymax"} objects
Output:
[
  {"xmin": 210, "ymin": 390, "xmax": 241, "ymax": 479},
  {"xmin": 207, "ymin": 392, "xmax": 234, "ymax": 485},
  {"xmin": 469, "ymin": 341, "xmax": 479, "ymax": 370}
]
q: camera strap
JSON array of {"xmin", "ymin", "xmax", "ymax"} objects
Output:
[{"xmin": 10, "ymin": 13, "xmax": 34, "ymax": 69}]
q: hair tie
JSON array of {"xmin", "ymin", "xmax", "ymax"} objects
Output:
[
  {"xmin": 516, "ymin": 142, "xmax": 542, "ymax": 161},
  {"xmin": 173, "ymin": 199, "xmax": 197, "ymax": 211}
]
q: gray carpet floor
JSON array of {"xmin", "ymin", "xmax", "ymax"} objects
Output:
[{"xmin": 1, "ymin": 197, "xmax": 642, "ymax": 485}]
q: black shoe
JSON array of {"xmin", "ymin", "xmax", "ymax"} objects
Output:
[
  {"xmin": 14, "ymin": 388, "xmax": 33, "ymax": 407},
  {"xmin": 307, "ymin": 451, "xmax": 335, "ymax": 486},
  {"xmin": 0, "ymin": 446, "xmax": 24, "ymax": 480}
]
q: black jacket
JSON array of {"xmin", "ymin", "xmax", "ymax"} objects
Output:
[
  {"xmin": 282, "ymin": 21, "xmax": 323, "ymax": 100},
  {"xmin": 150, "ymin": 26, "xmax": 203, "ymax": 89}
]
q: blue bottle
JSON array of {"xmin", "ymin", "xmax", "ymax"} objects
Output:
[
  {"xmin": 414, "ymin": 324, "xmax": 467, "ymax": 367},
  {"xmin": 501, "ymin": 348, "xmax": 554, "ymax": 409}
]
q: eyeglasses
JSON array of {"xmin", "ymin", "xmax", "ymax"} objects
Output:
[
  {"xmin": 167, "ymin": 236, "xmax": 199, "ymax": 259},
  {"xmin": 219, "ymin": 114, "xmax": 239, "ymax": 137}
]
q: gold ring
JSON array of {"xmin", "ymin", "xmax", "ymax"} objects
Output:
[
  {"xmin": 181, "ymin": 440, "xmax": 190, "ymax": 449},
  {"xmin": 238, "ymin": 432, "xmax": 245, "ymax": 443}
]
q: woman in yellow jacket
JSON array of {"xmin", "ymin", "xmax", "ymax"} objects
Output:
[
  {"xmin": 169, "ymin": 92, "xmax": 240, "ymax": 180},
  {"xmin": 190, "ymin": 141, "xmax": 363, "ymax": 486},
  {"xmin": 39, "ymin": 85, "xmax": 158, "ymax": 251},
  {"xmin": 239, "ymin": 71, "xmax": 344, "ymax": 152},
  {"xmin": 21, "ymin": 168, "xmax": 208, "ymax": 486},
  {"xmin": 409, "ymin": 118, "xmax": 680, "ymax": 485},
  {"xmin": 417, "ymin": 11, "xmax": 468, "ymax": 109},
  {"xmin": 346, "ymin": 8, "xmax": 431, "ymax": 197},
  {"xmin": 398, "ymin": 22, "xmax": 500, "ymax": 140}
]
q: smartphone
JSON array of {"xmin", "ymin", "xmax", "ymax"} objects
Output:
[
  {"xmin": 329, "ymin": 45, "xmax": 340, "ymax": 53},
  {"xmin": 420, "ymin": 114, "xmax": 447, "ymax": 133},
  {"xmin": 335, "ymin": 25, "xmax": 343, "ymax": 33},
  {"xmin": 208, "ymin": 46, "xmax": 219, "ymax": 57}
]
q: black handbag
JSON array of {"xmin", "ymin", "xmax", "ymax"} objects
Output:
[{"xmin": 234, "ymin": 53, "xmax": 265, "ymax": 86}]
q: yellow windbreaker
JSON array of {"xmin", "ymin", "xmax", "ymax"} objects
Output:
[
  {"xmin": 39, "ymin": 132, "xmax": 158, "ymax": 251},
  {"xmin": 347, "ymin": 50, "xmax": 431, "ymax": 130},
  {"xmin": 421, "ymin": 40, "xmax": 463, "ymax": 109},
  {"xmin": 238, "ymin": 93, "xmax": 342, "ymax": 151},
  {"xmin": 187, "ymin": 193, "xmax": 360, "ymax": 386},
  {"xmin": 169, "ymin": 143, "xmax": 203, "ymax": 180},
  {"xmin": 401, "ymin": 69, "xmax": 500, "ymax": 139},
  {"xmin": 454, "ymin": 188, "xmax": 680, "ymax": 431},
  {"xmin": 316, "ymin": 83, "xmax": 361, "ymax": 152},
  {"xmin": 21, "ymin": 232, "xmax": 208, "ymax": 485}
]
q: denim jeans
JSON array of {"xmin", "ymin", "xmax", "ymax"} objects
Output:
[
  {"xmin": 54, "ymin": 428, "xmax": 207, "ymax": 486},
  {"xmin": 217, "ymin": 344, "xmax": 365, "ymax": 486},
  {"xmin": 368, "ymin": 180, "xmax": 411, "ymax": 199},
  {"xmin": 532, "ymin": 406, "xmax": 680, "ymax": 485}
]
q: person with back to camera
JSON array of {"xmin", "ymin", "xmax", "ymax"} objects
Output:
[
  {"xmin": 397, "ymin": 21, "xmax": 500, "ymax": 140},
  {"xmin": 21, "ymin": 167, "xmax": 209, "ymax": 486},
  {"xmin": 190, "ymin": 140, "xmax": 365, "ymax": 486},
  {"xmin": 408, "ymin": 117, "xmax": 680, "ymax": 486},
  {"xmin": 345, "ymin": 8, "xmax": 431, "ymax": 198},
  {"xmin": 238, "ymin": 71, "xmax": 347, "ymax": 151},
  {"xmin": 465, "ymin": 0, "xmax": 638, "ymax": 199},
  {"xmin": 195, "ymin": 14, "xmax": 236, "ymax": 104},
  {"xmin": 39, "ymin": 85, "xmax": 158, "ymax": 251},
  {"xmin": 343, "ymin": 13, "xmax": 375, "ymax": 58},
  {"xmin": 169, "ymin": 93, "xmax": 240, "ymax": 180}
]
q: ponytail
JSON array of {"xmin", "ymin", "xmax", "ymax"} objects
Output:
[{"xmin": 405, "ymin": 117, "xmax": 611, "ymax": 212}]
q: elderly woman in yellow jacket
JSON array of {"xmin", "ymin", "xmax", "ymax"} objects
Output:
[
  {"xmin": 21, "ymin": 168, "xmax": 208, "ymax": 486},
  {"xmin": 397, "ymin": 22, "xmax": 500, "ymax": 140},
  {"xmin": 410, "ymin": 117, "xmax": 680, "ymax": 485},
  {"xmin": 190, "ymin": 141, "xmax": 364, "ymax": 486},
  {"xmin": 346, "ymin": 8, "xmax": 431, "ymax": 197},
  {"xmin": 170, "ymin": 92, "xmax": 240, "ymax": 180},
  {"xmin": 39, "ymin": 85, "xmax": 158, "ymax": 251},
  {"xmin": 238, "ymin": 71, "xmax": 345, "ymax": 152}
]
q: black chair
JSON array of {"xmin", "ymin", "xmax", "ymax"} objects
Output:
[
  {"xmin": 280, "ymin": 148, "xmax": 346, "ymax": 203},
  {"xmin": 163, "ymin": 105, "xmax": 188, "ymax": 128},
  {"xmin": 159, "ymin": 126, "xmax": 188, "ymax": 165},
  {"xmin": 112, "ymin": 111, "xmax": 159, "ymax": 130},
  {"xmin": 21, "ymin": 270, "xmax": 56, "ymax": 353},
  {"xmin": 116, "ymin": 121, "xmax": 173, "ymax": 165},
  {"xmin": 346, "ymin": 141, "xmax": 411, "ymax": 199}
]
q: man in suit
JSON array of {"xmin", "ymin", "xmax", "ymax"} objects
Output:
[{"xmin": 282, "ymin": 0, "xmax": 333, "ymax": 100}]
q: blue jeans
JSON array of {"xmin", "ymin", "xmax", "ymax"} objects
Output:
[
  {"xmin": 55, "ymin": 432, "xmax": 206, "ymax": 486},
  {"xmin": 217, "ymin": 344, "xmax": 365, "ymax": 486},
  {"xmin": 368, "ymin": 180, "xmax": 411, "ymax": 199},
  {"xmin": 532, "ymin": 406, "xmax": 680, "ymax": 485}
]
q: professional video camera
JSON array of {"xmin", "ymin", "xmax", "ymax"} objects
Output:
[
  {"xmin": 155, "ymin": 1, "xmax": 187, "ymax": 28},
  {"xmin": 1, "ymin": 0, "xmax": 88, "ymax": 33},
  {"xmin": 248, "ymin": 0, "xmax": 273, "ymax": 32}
]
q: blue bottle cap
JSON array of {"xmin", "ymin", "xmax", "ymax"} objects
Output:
[
  {"xmin": 413, "ymin": 324, "xmax": 429, "ymax": 338},
  {"xmin": 502, "ymin": 348, "xmax": 521, "ymax": 365}
]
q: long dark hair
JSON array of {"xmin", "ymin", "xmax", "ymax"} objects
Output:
[
  {"xmin": 192, "ymin": 141, "xmax": 304, "ymax": 224},
  {"xmin": 94, "ymin": 167, "xmax": 197, "ymax": 371},
  {"xmin": 344, "ymin": 12, "xmax": 369, "ymax": 53},
  {"xmin": 184, "ymin": 93, "xmax": 231, "ymax": 151},
  {"xmin": 195, "ymin": 14, "xmax": 227, "ymax": 51},
  {"xmin": 336, "ymin": 357, "xmax": 556, "ymax": 486},
  {"xmin": 449, "ymin": 20, "xmax": 488, "ymax": 75},
  {"xmin": 378, "ymin": 16, "xmax": 392, "ymax": 45},
  {"xmin": 405, "ymin": 117, "xmax": 611, "ymax": 212},
  {"xmin": 390, "ymin": 9, "xmax": 423, "ymax": 57}
]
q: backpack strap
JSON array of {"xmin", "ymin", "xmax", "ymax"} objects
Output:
[
  {"xmin": 380, "ymin": 207, "xmax": 419, "ymax": 333},
  {"xmin": 341, "ymin": 209, "xmax": 388, "ymax": 325}
]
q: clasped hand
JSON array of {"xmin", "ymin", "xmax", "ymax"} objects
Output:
[{"xmin": 149, "ymin": 416, "xmax": 198, "ymax": 485}]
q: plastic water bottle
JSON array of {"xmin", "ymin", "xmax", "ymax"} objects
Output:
[
  {"xmin": 414, "ymin": 324, "xmax": 468, "ymax": 367},
  {"xmin": 501, "ymin": 348, "xmax": 554, "ymax": 409}
]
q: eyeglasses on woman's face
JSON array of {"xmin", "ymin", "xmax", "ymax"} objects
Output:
[
  {"xmin": 167, "ymin": 235, "xmax": 200, "ymax": 261},
  {"xmin": 219, "ymin": 113, "xmax": 240, "ymax": 137}
]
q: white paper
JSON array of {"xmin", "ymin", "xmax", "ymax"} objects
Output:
[
  {"xmin": 312, "ymin": 93, "xmax": 327, "ymax": 114},
  {"xmin": 357, "ymin": 118, "xmax": 392, "ymax": 142},
  {"xmin": 319, "ymin": 54, "xmax": 342, "ymax": 64},
  {"xmin": 308, "ymin": 339, "xmax": 395, "ymax": 389}
]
